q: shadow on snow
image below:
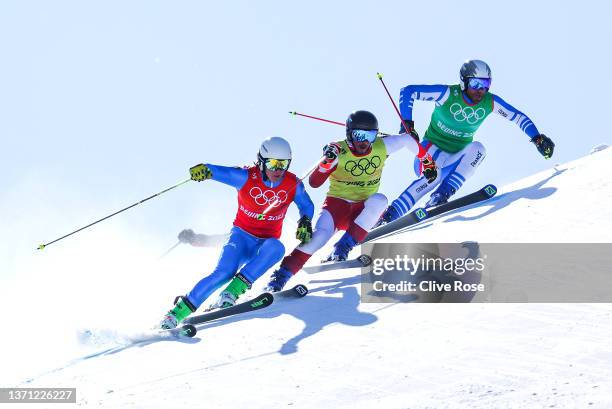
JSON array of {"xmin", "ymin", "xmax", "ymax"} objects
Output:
[
  {"xmin": 392, "ymin": 167, "xmax": 566, "ymax": 235},
  {"xmin": 199, "ymin": 273, "xmax": 377, "ymax": 355}
]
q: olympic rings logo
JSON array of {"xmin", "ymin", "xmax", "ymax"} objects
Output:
[
  {"xmin": 344, "ymin": 156, "xmax": 382, "ymax": 176},
  {"xmin": 249, "ymin": 187, "xmax": 288, "ymax": 207},
  {"xmin": 449, "ymin": 103, "xmax": 486, "ymax": 124}
]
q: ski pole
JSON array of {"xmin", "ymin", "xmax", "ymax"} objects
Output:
[
  {"xmin": 257, "ymin": 156, "xmax": 325, "ymax": 220},
  {"xmin": 289, "ymin": 111, "xmax": 390, "ymax": 136},
  {"xmin": 289, "ymin": 111, "xmax": 345, "ymax": 126},
  {"xmin": 159, "ymin": 240, "xmax": 182, "ymax": 259},
  {"xmin": 37, "ymin": 178, "xmax": 192, "ymax": 250},
  {"xmin": 376, "ymin": 72, "xmax": 425, "ymax": 158}
]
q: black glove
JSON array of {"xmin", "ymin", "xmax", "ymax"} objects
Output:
[
  {"xmin": 399, "ymin": 119, "xmax": 420, "ymax": 141},
  {"xmin": 178, "ymin": 229, "xmax": 196, "ymax": 244},
  {"xmin": 296, "ymin": 216, "xmax": 313, "ymax": 244},
  {"xmin": 531, "ymin": 134, "xmax": 555, "ymax": 159},
  {"xmin": 319, "ymin": 143, "xmax": 340, "ymax": 172},
  {"xmin": 420, "ymin": 154, "xmax": 438, "ymax": 184}
]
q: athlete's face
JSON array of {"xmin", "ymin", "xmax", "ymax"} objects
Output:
[
  {"xmin": 466, "ymin": 86, "xmax": 487, "ymax": 103},
  {"xmin": 350, "ymin": 129, "xmax": 376, "ymax": 155},
  {"xmin": 265, "ymin": 168, "xmax": 286, "ymax": 183},
  {"xmin": 352, "ymin": 140, "xmax": 371, "ymax": 154},
  {"xmin": 465, "ymin": 77, "xmax": 491, "ymax": 103}
]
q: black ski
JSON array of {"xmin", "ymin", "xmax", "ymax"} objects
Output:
[
  {"xmin": 365, "ymin": 184, "xmax": 498, "ymax": 242},
  {"xmin": 162, "ymin": 324, "xmax": 198, "ymax": 338},
  {"xmin": 184, "ymin": 292, "xmax": 274, "ymax": 325},
  {"xmin": 273, "ymin": 284, "xmax": 309, "ymax": 298},
  {"xmin": 302, "ymin": 255, "xmax": 373, "ymax": 274},
  {"xmin": 424, "ymin": 184, "xmax": 497, "ymax": 218}
]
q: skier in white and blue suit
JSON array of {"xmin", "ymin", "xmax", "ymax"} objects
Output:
[{"xmin": 380, "ymin": 60, "xmax": 555, "ymax": 223}]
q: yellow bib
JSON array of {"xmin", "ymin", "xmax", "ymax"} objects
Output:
[{"xmin": 328, "ymin": 139, "xmax": 387, "ymax": 201}]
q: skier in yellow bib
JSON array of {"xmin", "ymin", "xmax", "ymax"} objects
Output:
[{"xmin": 264, "ymin": 110, "xmax": 435, "ymax": 292}]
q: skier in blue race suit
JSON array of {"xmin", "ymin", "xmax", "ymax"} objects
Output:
[{"xmin": 159, "ymin": 137, "xmax": 314, "ymax": 329}]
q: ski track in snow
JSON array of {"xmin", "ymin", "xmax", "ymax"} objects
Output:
[{"xmin": 8, "ymin": 149, "xmax": 612, "ymax": 408}]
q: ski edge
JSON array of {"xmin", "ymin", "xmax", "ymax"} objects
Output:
[
  {"xmin": 303, "ymin": 254, "xmax": 373, "ymax": 274},
  {"xmin": 365, "ymin": 184, "xmax": 498, "ymax": 243},
  {"xmin": 184, "ymin": 292, "xmax": 274, "ymax": 325}
]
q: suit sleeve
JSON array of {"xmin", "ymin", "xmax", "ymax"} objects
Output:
[
  {"xmin": 492, "ymin": 94, "xmax": 540, "ymax": 138},
  {"xmin": 293, "ymin": 181, "xmax": 315, "ymax": 219},
  {"xmin": 205, "ymin": 164, "xmax": 249, "ymax": 189},
  {"xmin": 399, "ymin": 84, "xmax": 451, "ymax": 120},
  {"xmin": 381, "ymin": 133, "xmax": 420, "ymax": 156},
  {"xmin": 309, "ymin": 167, "xmax": 334, "ymax": 188}
]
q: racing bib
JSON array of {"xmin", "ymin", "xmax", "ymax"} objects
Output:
[
  {"xmin": 425, "ymin": 84, "xmax": 493, "ymax": 153},
  {"xmin": 233, "ymin": 166, "xmax": 298, "ymax": 238},
  {"xmin": 327, "ymin": 139, "xmax": 387, "ymax": 201}
]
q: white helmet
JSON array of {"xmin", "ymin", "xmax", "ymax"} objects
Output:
[
  {"xmin": 257, "ymin": 136, "xmax": 292, "ymax": 172},
  {"xmin": 460, "ymin": 59, "xmax": 492, "ymax": 90}
]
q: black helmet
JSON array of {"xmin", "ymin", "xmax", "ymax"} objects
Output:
[{"xmin": 346, "ymin": 110, "xmax": 378, "ymax": 140}]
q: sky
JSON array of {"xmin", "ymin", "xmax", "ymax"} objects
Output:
[{"xmin": 1, "ymin": 1, "xmax": 611, "ymax": 275}]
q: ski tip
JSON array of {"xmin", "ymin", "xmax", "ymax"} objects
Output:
[
  {"xmin": 357, "ymin": 255, "xmax": 373, "ymax": 266},
  {"xmin": 483, "ymin": 184, "xmax": 498, "ymax": 197},
  {"xmin": 292, "ymin": 284, "xmax": 309, "ymax": 297}
]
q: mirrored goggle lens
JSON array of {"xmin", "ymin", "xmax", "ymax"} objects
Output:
[
  {"xmin": 265, "ymin": 158, "xmax": 290, "ymax": 170},
  {"xmin": 468, "ymin": 77, "xmax": 491, "ymax": 90},
  {"xmin": 352, "ymin": 129, "xmax": 377, "ymax": 143}
]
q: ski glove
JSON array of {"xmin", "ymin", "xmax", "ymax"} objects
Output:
[
  {"xmin": 319, "ymin": 143, "xmax": 340, "ymax": 173},
  {"xmin": 420, "ymin": 153, "xmax": 438, "ymax": 184},
  {"xmin": 399, "ymin": 119, "xmax": 420, "ymax": 141},
  {"xmin": 296, "ymin": 215, "xmax": 313, "ymax": 244},
  {"xmin": 190, "ymin": 164, "xmax": 213, "ymax": 181},
  {"xmin": 178, "ymin": 229, "xmax": 196, "ymax": 244},
  {"xmin": 531, "ymin": 134, "xmax": 555, "ymax": 159}
]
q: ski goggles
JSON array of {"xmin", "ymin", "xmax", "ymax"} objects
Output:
[
  {"xmin": 351, "ymin": 129, "xmax": 378, "ymax": 143},
  {"xmin": 467, "ymin": 77, "xmax": 492, "ymax": 90},
  {"xmin": 265, "ymin": 158, "xmax": 291, "ymax": 171}
]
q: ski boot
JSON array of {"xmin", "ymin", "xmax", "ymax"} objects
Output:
[
  {"xmin": 210, "ymin": 273, "xmax": 251, "ymax": 310},
  {"xmin": 159, "ymin": 296, "xmax": 197, "ymax": 330},
  {"xmin": 425, "ymin": 183, "xmax": 456, "ymax": 208},
  {"xmin": 264, "ymin": 267, "xmax": 293, "ymax": 292},
  {"xmin": 324, "ymin": 231, "xmax": 358, "ymax": 262},
  {"xmin": 376, "ymin": 205, "xmax": 402, "ymax": 226}
]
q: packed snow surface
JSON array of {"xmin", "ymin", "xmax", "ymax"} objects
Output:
[{"xmin": 3, "ymin": 149, "xmax": 611, "ymax": 408}]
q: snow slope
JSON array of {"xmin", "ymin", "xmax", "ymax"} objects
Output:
[{"xmin": 4, "ymin": 148, "xmax": 612, "ymax": 409}]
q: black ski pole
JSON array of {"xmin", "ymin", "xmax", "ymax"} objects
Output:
[{"xmin": 37, "ymin": 178, "xmax": 191, "ymax": 250}]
